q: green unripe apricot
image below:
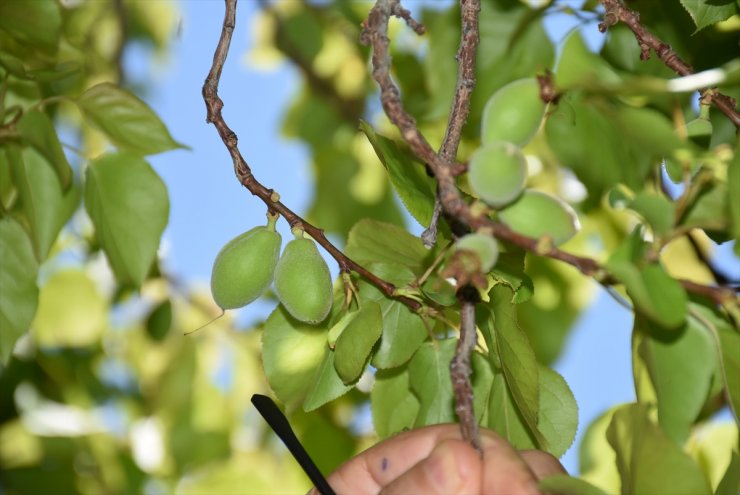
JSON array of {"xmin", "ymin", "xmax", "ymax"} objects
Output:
[
  {"xmin": 455, "ymin": 233, "xmax": 499, "ymax": 272},
  {"xmin": 468, "ymin": 142, "xmax": 527, "ymax": 209},
  {"xmin": 210, "ymin": 223, "xmax": 282, "ymax": 310},
  {"xmin": 481, "ymin": 78, "xmax": 546, "ymax": 147},
  {"xmin": 496, "ymin": 190, "xmax": 580, "ymax": 246},
  {"xmin": 274, "ymin": 233, "xmax": 333, "ymax": 324}
]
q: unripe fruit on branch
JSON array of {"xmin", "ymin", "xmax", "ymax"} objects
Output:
[
  {"xmin": 481, "ymin": 78, "xmax": 546, "ymax": 147},
  {"xmin": 210, "ymin": 218, "xmax": 282, "ymax": 310},
  {"xmin": 274, "ymin": 230, "xmax": 333, "ymax": 324},
  {"xmin": 468, "ymin": 142, "xmax": 527, "ymax": 209},
  {"xmin": 455, "ymin": 233, "xmax": 499, "ymax": 272},
  {"xmin": 496, "ymin": 190, "xmax": 580, "ymax": 246}
]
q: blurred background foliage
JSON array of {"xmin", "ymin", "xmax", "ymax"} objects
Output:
[{"xmin": 0, "ymin": 0, "xmax": 738, "ymax": 494}]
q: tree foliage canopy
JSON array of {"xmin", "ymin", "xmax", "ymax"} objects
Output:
[{"xmin": 0, "ymin": 0, "xmax": 738, "ymax": 493}]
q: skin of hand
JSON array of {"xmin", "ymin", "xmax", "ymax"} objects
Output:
[{"xmin": 308, "ymin": 424, "xmax": 566, "ymax": 495}]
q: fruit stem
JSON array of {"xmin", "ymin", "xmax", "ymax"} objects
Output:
[
  {"xmin": 266, "ymin": 211, "xmax": 279, "ymax": 231},
  {"xmin": 290, "ymin": 225, "xmax": 305, "ymax": 240}
]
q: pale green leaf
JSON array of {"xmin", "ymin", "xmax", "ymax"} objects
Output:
[
  {"xmin": 303, "ymin": 348, "xmax": 353, "ymax": 411},
  {"xmin": 680, "ymin": 180, "xmax": 730, "ymax": 234},
  {"xmin": 716, "ymin": 452, "xmax": 740, "ymax": 495},
  {"xmin": 628, "ymin": 192, "xmax": 674, "ymax": 237},
  {"xmin": 537, "ymin": 366, "xmax": 578, "ymax": 458},
  {"xmin": 9, "ymin": 147, "xmax": 79, "ymax": 260},
  {"xmin": 488, "ymin": 369, "xmax": 536, "ymax": 450},
  {"xmin": 16, "ymin": 110, "xmax": 72, "ymax": 188},
  {"xmin": 84, "ymin": 152, "xmax": 169, "ymax": 287},
  {"xmin": 359, "ymin": 121, "xmax": 435, "ymax": 227},
  {"xmin": 729, "ymin": 146, "xmax": 740, "ymax": 255},
  {"xmin": 679, "ymin": 0, "xmax": 738, "ymax": 31},
  {"xmin": 606, "ymin": 403, "xmax": 712, "ymax": 495},
  {"xmin": 262, "ymin": 306, "xmax": 328, "ymax": 407},
  {"xmin": 555, "ymin": 31, "xmax": 622, "ymax": 90},
  {"xmin": 0, "ymin": 0, "xmax": 61, "ymax": 53},
  {"xmin": 77, "ymin": 83, "xmax": 185, "ymax": 155},
  {"xmin": 345, "ymin": 219, "xmax": 431, "ymax": 272},
  {"xmin": 334, "ymin": 301, "xmax": 383, "ymax": 384},
  {"xmin": 408, "ymin": 340, "xmax": 456, "ymax": 426},
  {"xmin": 372, "ymin": 366, "xmax": 420, "ymax": 439},
  {"xmin": 634, "ymin": 316, "xmax": 715, "ymax": 445},
  {"xmin": 539, "ymin": 475, "xmax": 610, "ymax": 495},
  {"xmin": 0, "ymin": 218, "xmax": 38, "ymax": 363}
]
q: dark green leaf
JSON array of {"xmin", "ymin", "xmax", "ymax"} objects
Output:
[
  {"xmin": 0, "ymin": 0, "xmax": 61, "ymax": 53},
  {"xmin": 9, "ymin": 146, "xmax": 80, "ymax": 260},
  {"xmin": 539, "ymin": 475, "xmax": 609, "ymax": 495},
  {"xmin": 488, "ymin": 367, "xmax": 536, "ymax": 450},
  {"xmin": 408, "ymin": 339, "xmax": 456, "ymax": 426},
  {"xmin": 729, "ymin": 145, "xmax": 740, "ymax": 255},
  {"xmin": 334, "ymin": 301, "xmax": 383, "ymax": 384},
  {"xmin": 84, "ymin": 152, "xmax": 169, "ymax": 287},
  {"xmin": 634, "ymin": 315, "xmax": 715, "ymax": 445},
  {"xmin": 679, "ymin": 0, "xmax": 738, "ymax": 32},
  {"xmin": 359, "ymin": 121, "xmax": 435, "ymax": 227},
  {"xmin": 303, "ymin": 348, "xmax": 353, "ymax": 411},
  {"xmin": 0, "ymin": 218, "xmax": 38, "ymax": 363},
  {"xmin": 77, "ymin": 83, "xmax": 185, "ymax": 155},
  {"xmin": 262, "ymin": 306, "xmax": 328, "ymax": 407},
  {"xmin": 716, "ymin": 451, "xmax": 740, "ymax": 495},
  {"xmin": 490, "ymin": 249, "xmax": 534, "ymax": 304},
  {"xmin": 680, "ymin": 180, "xmax": 730, "ymax": 234},
  {"xmin": 372, "ymin": 366, "xmax": 420, "ymax": 439},
  {"xmin": 16, "ymin": 110, "xmax": 72, "ymax": 188},
  {"xmin": 606, "ymin": 403, "xmax": 711, "ymax": 495},
  {"xmin": 146, "ymin": 299, "xmax": 172, "ymax": 341},
  {"xmin": 0, "ymin": 149, "xmax": 17, "ymax": 210}
]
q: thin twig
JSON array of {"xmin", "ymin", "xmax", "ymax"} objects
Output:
[
  {"xmin": 360, "ymin": 0, "xmax": 734, "ymax": 307},
  {"xmin": 598, "ymin": 0, "xmax": 739, "ymax": 127},
  {"xmin": 203, "ymin": 0, "xmax": 421, "ymax": 312},
  {"xmin": 451, "ymin": 293, "xmax": 482, "ymax": 453}
]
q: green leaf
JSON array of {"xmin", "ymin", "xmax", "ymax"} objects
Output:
[
  {"xmin": 729, "ymin": 146, "xmax": 740, "ymax": 254},
  {"xmin": 356, "ymin": 264, "xmax": 429, "ymax": 369},
  {"xmin": 345, "ymin": 219, "xmax": 430, "ymax": 272},
  {"xmin": 490, "ymin": 249, "xmax": 534, "ymax": 304},
  {"xmin": 0, "ymin": 0, "xmax": 61, "ymax": 53},
  {"xmin": 84, "ymin": 152, "xmax": 169, "ymax": 287},
  {"xmin": 0, "ymin": 149, "xmax": 17, "ymax": 211},
  {"xmin": 488, "ymin": 284, "xmax": 545, "ymax": 449},
  {"xmin": 146, "ymin": 299, "xmax": 172, "ymax": 342},
  {"xmin": 0, "ymin": 218, "xmax": 38, "ymax": 363},
  {"xmin": 372, "ymin": 366, "xmax": 420, "ymax": 439},
  {"xmin": 303, "ymin": 348, "xmax": 353, "ymax": 411},
  {"xmin": 606, "ymin": 403, "xmax": 712, "ymax": 495},
  {"xmin": 716, "ymin": 451, "xmax": 740, "ymax": 495},
  {"xmin": 488, "ymin": 367, "xmax": 536, "ymax": 450},
  {"xmin": 539, "ymin": 475, "xmax": 610, "ymax": 495},
  {"xmin": 628, "ymin": 192, "xmax": 674, "ymax": 237},
  {"xmin": 31, "ymin": 270, "xmax": 107, "ymax": 348},
  {"xmin": 537, "ymin": 366, "xmax": 578, "ymax": 458},
  {"xmin": 680, "ymin": 180, "xmax": 730, "ymax": 236},
  {"xmin": 334, "ymin": 301, "xmax": 383, "ymax": 384},
  {"xmin": 555, "ymin": 31, "xmax": 622, "ymax": 90},
  {"xmin": 262, "ymin": 306, "xmax": 328, "ymax": 406},
  {"xmin": 77, "ymin": 83, "xmax": 185, "ymax": 155},
  {"xmin": 578, "ymin": 408, "xmax": 621, "ymax": 494},
  {"xmin": 634, "ymin": 316, "xmax": 715, "ymax": 445},
  {"xmin": 496, "ymin": 190, "xmax": 580, "ymax": 246},
  {"xmin": 359, "ymin": 121, "xmax": 435, "ymax": 227},
  {"xmin": 9, "ymin": 147, "xmax": 80, "ymax": 260},
  {"xmin": 679, "ymin": 0, "xmax": 738, "ymax": 31},
  {"xmin": 408, "ymin": 340, "xmax": 456, "ymax": 426},
  {"xmin": 16, "ymin": 110, "xmax": 72, "ymax": 188},
  {"xmin": 607, "ymin": 247, "xmax": 688, "ymax": 329}
]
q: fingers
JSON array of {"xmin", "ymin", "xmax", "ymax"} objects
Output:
[
  {"xmin": 480, "ymin": 434, "xmax": 542, "ymax": 495},
  {"xmin": 379, "ymin": 439, "xmax": 482, "ymax": 495},
  {"xmin": 520, "ymin": 450, "xmax": 567, "ymax": 480}
]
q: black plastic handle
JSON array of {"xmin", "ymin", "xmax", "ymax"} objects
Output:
[{"xmin": 251, "ymin": 394, "xmax": 336, "ymax": 495}]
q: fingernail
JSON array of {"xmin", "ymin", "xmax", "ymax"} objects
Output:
[{"xmin": 423, "ymin": 443, "xmax": 464, "ymax": 493}]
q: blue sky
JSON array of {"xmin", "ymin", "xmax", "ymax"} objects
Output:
[{"xmin": 128, "ymin": 0, "xmax": 737, "ymax": 475}]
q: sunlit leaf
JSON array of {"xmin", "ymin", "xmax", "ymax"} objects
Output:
[
  {"xmin": 679, "ymin": 0, "xmax": 738, "ymax": 32},
  {"xmin": 0, "ymin": 218, "xmax": 38, "ymax": 363},
  {"xmin": 303, "ymin": 348, "xmax": 353, "ymax": 411},
  {"xmin": 539, "ymin": 475, "xmax": 609, "ymax": 495},
  {"xmin": 537, "ymin": 366, "xmax": 578, "ymax": 458},
  {"xmin": 606, "ymin": 403, "xmax": 711, "ymax": 495},
  {"xmin": 345, "ymin": 219, "xmax": 430, "ymax": 272},
  {"xmin": 627, "ymin": 192, "xmax": 674, "ymax": 238},
  {"xmin": 84, "ymin": 152, "xmax": 169, "ymax": 287},
  {"xmin": 77, "ymin": 83, "xmax": 185, "ymax": 155}
]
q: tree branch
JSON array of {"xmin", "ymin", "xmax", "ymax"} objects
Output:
[
  {"xmin": 203, "ymin": 0, "xmax": 421, "ymax": 313},
  {"xmin": 360, "ymin": 0, "xmax": 734, "ymax": 307},
  {"xmin": 598, "ymin": 0, "xmax": 739, "ymax": 128}
]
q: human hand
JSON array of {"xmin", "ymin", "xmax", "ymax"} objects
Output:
[{"xmin": 308, "ymin": 424, "xmax": 565, "ymax": 495}]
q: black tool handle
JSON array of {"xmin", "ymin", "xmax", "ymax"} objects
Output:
[{"xmin": 251, "ymin": 394, "xmax": 336, "ymax": 495}]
